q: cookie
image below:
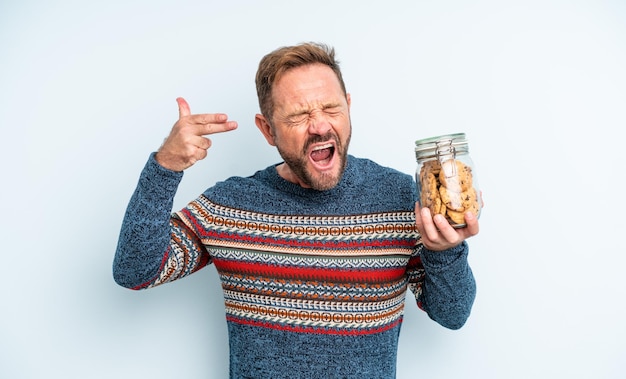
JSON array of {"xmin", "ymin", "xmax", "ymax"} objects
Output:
[
  {"xmin": 439, "ymin": 186, "xmax": 463, "ymax": 211},
  {"xmin": 446, "ymin": 209, "xmax": 467, "ymax": 225},
  {"xmin": 439, "ymin": 159, "xmax": 473, "ymax": 192},
  {"xmin": 419, "ymin": 160, "xmax": 444, "ymax": 216},
  {"xmin": 418, "ymin": 158, "xmax": 480, "ymax": 226}
]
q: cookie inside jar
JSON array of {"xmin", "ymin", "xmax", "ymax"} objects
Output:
[{"xmin": 415, "ymin": 133, "xmax": 481, "ymax": 228}]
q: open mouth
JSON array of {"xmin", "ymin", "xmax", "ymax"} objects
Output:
[{"xmin": 309, "ymin": 142, "xmax": 336, "ymax": 168}]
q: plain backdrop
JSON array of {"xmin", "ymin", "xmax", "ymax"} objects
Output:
[{"xmin": 1, "ymin": 0, "xmax": 625, "ymax": 378}]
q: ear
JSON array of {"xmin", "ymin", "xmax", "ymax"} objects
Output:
[
  {"xmin": 346, "ymin": 93, "xmax": 351, "ymax": 109},
  {"xmin": 255, "ymin": 113, "xmax": 276, "ymax": 146}
]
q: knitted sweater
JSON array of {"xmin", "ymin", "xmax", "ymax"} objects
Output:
[{"xmin": 113, "ymin": 153, "xmax": 476, "ymax": 379}]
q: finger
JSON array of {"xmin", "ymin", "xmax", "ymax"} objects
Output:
[
  {"xmin": 432, "ymin": 213, "xmax": 457, "ymax": 241},
  {"xmin": 176, "ymin": 97, "xmax": 191, "ymax": 119},
  {"xmin": 188, "ymin": 113, "xmax": 229, "ymax": 125},
  {"xmin": 419, "ymin": 207, "xmax": 441, "ymax": 241},
  {"xmin": 414, "ymin": 203, "xmax": 432, "ymax": 245},
  {"xmin": 414, "ymin": 202, "xmax": 424, "ymax": 230},
  {"xmin": 190, "ymin": 135, "xmax": 212, "ymax": 151},
  {"xmin": 195, "ymin": 119, "xmax": 238, "ymax": 135},
  {"xmin": 194, "ymin": 145, "xmax": 209, "ymax": 162},
  {"xmin": 414, "ymin": 202, "xmax": 429, "ymax": 234},
  {"xmin": 463, "ymin": 211, "xmax": 480, "ymax": 236}
]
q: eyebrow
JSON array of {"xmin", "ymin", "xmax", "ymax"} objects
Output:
[
  {"xmin": 322, "ymin": 103, "xmax": 343, "ymax": 110},
  {"xmin": 288, "ymin": 102, "xmax": 343, "ymax": 116}
]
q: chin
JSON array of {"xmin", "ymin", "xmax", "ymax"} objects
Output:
[{"xmin": 307, "ymin": 164, "xmax": 344, "ymax": 191}]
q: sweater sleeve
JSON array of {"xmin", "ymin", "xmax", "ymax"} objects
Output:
[
  {"xmin": 408, "ymin": 241, "xmax": 476, "ymax": 330},
  {"xmin": 112, "ymin": 153, "xmax": 211, "ymax": 290}
]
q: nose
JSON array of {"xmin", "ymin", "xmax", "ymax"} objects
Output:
[{"xmin": 307, "ymin": 111, "xmax": 331, "ymax": 135}]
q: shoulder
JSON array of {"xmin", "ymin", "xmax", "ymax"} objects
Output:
[
  {"xmin": 347, "ymin": 155, "xmax": 414, "ymax": 187},
  {"xmin": 201, "ymin": 164, "xmax": 283, "ymax": 209},
  {"xmin": 341, "ymin": 156, "xmax": 417, "ymax": 211}
]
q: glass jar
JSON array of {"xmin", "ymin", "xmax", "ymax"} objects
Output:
[{"xmin": 415, "ymin": 133, "xmax": 482, "ymax": 228}]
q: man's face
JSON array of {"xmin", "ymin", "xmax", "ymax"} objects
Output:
[{"xmin": 255, "ymin": 64, "xmax": 352, "ymax": 191}]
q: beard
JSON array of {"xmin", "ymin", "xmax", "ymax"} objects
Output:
[{"xmin": 276, "ymin": 130, "xmax": 351, "ymax": 191}]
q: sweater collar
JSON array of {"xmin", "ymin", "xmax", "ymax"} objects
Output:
[{"xmin": 264, "ymin": 155, "xmax": 356, "ymax": 198}]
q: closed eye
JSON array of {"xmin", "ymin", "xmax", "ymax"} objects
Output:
[
  {"xmin": 283, "ymin": 104, "xmax": 345, "ymax": 126},
  {"xmin": 285, "ymin": 112, "xmax": 309, "ymax": 126},
  {"xmin": 323, "ymin": 105, "xmax": 344, "ymax": 116}
]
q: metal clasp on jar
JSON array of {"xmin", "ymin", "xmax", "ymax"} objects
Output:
[{"xmin": 435, "ymin": 139, "xmax": 457, "ymax": 178}]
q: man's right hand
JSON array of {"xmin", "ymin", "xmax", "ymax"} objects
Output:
[{"xmin": 155, "ymin": 97, "xmax": 238, "ymax": 172}]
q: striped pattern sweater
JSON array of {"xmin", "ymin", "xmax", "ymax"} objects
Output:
[{"xmin": 113, "ymin": 153, "xmax": 476, "ymax": 379}]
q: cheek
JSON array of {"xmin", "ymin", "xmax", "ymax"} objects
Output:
[
  {"xmin": 336, "ymin": 119, "xmax": 352, "ymax": 139},
  {"xmin": 275, "ymin": 129, "xmax": 306, "ymax": 150}
]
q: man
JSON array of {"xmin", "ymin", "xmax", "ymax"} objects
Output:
[{"xmin": 113, "ymin": 42, "xmax": 478, "ymax": 378}]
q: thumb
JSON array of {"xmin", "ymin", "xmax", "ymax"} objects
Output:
[{"xmin": 176, "ymin": 97, "xmax": 191, "ymax": 119}]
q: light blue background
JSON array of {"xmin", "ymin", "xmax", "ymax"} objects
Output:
[{"xmin": 1, "ymin": 1, "xmax": 625, "ymax": 378}]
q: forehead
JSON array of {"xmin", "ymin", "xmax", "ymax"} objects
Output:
[{"xmin": 272, "ymin": 64, "xmax": 345, "ymax": 109}]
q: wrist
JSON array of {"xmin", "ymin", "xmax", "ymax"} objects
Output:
[{"xmin": 155, "ymin": 151, "xmax": 184, "ymax": 172}]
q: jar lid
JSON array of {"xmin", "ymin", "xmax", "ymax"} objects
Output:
[{"xmin": 415, "ymin": 132, "xmax": 468, "ymax": 161}]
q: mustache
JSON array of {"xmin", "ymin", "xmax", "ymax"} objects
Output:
[{"xmin": 304, "ymin": 132, "xmax": 338, "ymax": 150}]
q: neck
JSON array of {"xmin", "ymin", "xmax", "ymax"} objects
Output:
[{"xmin": 276, "ymin": 163, "xmax": 311, "ymax": 188}]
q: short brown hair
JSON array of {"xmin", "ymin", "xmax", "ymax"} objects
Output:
[{"xmin": 255, "ymin": 42, "xmax": 347, "ymax": 122}]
